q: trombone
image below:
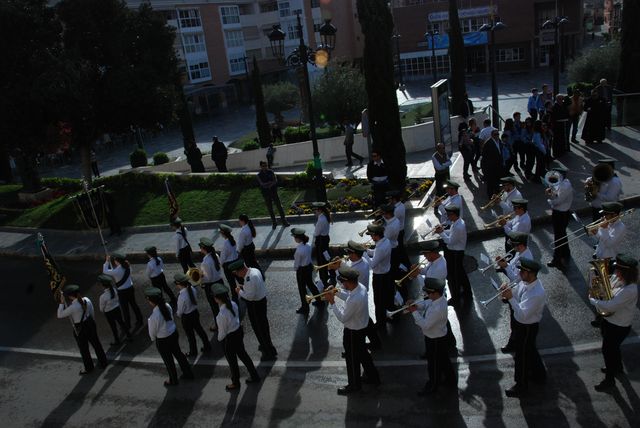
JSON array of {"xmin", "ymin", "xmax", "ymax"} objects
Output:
[
  {"xmin": 305, "ymin": 286, "xmax": 342, "ymax": 304},
  {"xmin": 313, "ymin": 256, "xmax": 348, "ymax": 271},
  {"xmin": 424, "ymin": 194, "xmax": 446, "ymax": 211},
  {"xmin": 386, "ymin": 297, "xmax": 428, "ymax": 318},
  {"xmin": 483, "ymin": 213, "xmax": 514, "ymax": 229},
  {"xmin": 394, "ymin": 258, "xmax": 428, "ymax": 286},
  {"xmin": 364, "ymin": 208, "xmax": 383, "ymax": 219},
  {"xmin": 358, "ymin": 219, "xmax": 384, "ymax": 237},
  {"xmin": 480, "ymin": 279, "xmax": 519, "ymax": 308},
  {"xmin": 480, "ymin": 190, "xmax": 505, "ymax": 210},
  {"xmin": 479, "ymin": 249, "xmax": 516, "ymax": 274},
  {"xmin": 551, "ymin": 209, "xmax": 635, "ymax": 250}
]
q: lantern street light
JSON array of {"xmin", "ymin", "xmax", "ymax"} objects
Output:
[
  {"xmin": 424, "ymin": 30, "xmax": 439, "ymax": 83},
  {"xmin": 268, "ymin": 15, "xmax": 336, "ymax": 202},
  {"xmin": 542, "ymin": 16, "xmax": 569, "ymax": 97},
  {"xmin": 479, "ymin": 18, "xmax": 506, "ymax": 128}
]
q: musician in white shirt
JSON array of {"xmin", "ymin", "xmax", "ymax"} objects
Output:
[
  {"xmin": 237, "ymin": 214, "xmax": 263, "ymax": 273},
  {"xmin": 499, "ymin": 199, "xmax": 532, "ymax": 252},
  {"xmin": 436, "ymin": 206, "xmax": 471, "ymax": 307},
  {"xmin": 590, "ymin": 158, "xmax": 623, "ymax": 222},
  {"xmin": 219, "ymin": 224, "xmax": 240, "ymax": 301},
  {"xmin": 291, "ymin": 228, "xmax": 321, "ymax": 314},
  {"xmin": 365, "ymin": 224, "xmax": 393, "ymax": 328},
  {"xmin": 171, "ymin": 217, "xmax": 195, "ymax": 273},
  {"xmin": 103, "ymin": 253, "xmax": 143, "ymax": 330},
  {"xmin": 592, "ymin": 202, "xmax": 626, "ymax": 260},
  {"xmin": 497, "ymin": 177, "xmax": 523, "ymax": 214},
  {"xmin": 174, "ymin": 273, "xmax": 211, "ymax": 357},
  {"xmin": 546, "ymin": 165, "xmax": 574, "ymax": 269},
  {"xmin": 436, "ymin": 180, "xmax": 464, "ymax": 225},
  {"xmin": 313, "ymin": 202, "xmax": 335, "ymax": 285},
  {"xmin": 97, "ymin": 274, "xmax": 131, "ymax": 345},
  {"xmin": 198, "ymin": 237, "xmax": 227, "ymax": 331},
  {"xmin": 144, "ymin": 246, "xmax": 177, "ymax": 309}
]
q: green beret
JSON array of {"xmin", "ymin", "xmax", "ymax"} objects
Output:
[
  {"xmin": 511, "ymin": 198, "xmax": 528, "ymax": 209},
  {"xmin": 212, "ymin": 282, "xmax": 230, "ymax": 296},
  {"xmin": 507, "ymin": 231, "xmax": 529, "ymax": 246},
  {"xmin": 171, "ymin": 217, "xmax": 182, "ymax": 225},
  {"xmin": 500, "ymin": 177, "xmax": 517, "ymax": 185},
  {"xmin": 311, "ymin": 201, "xmax": 327, "ymax": 208},
  {"xmin": 174, "ymin": 273, "xmax": 190, "ymax": 284},
  {"xmin": 423, "ymin": 277, "xmax": 446, "ymax": 292},
  {"xmin": 199, "ymin": 237, "xmax": 214, "ymax": 248},
  {"xmin": 380, "ymin": 203, "xmax": 395, "ymax": 213},
  {"xmin": 62, "ymin": 284, "xmax": 80, "ymax": 296},
  {"xmin": 366, "ymin": 224, "xmax": 385, "ymax": 236},
  {"xmin": 345, "ymin": 240, "xmax": 366, "ymax": 254},
  {"xmin": 291, "ymin": 227, "xmax": 307, "ymax": 237},
  {"xmin": 144, "ymin": 287, "xmax": 162, "ymax": 297},
  {"xmin": 601, "ymin": 202, "xmax": 623, "ymax": 214},
  {"xmin": 420, "ymin": 239, "xmax": 440, "ymax": 253},
  {"xmin": 144, "ymin": 246, "xmax": 157, "ymax": 254},
  {"xmin": 443, "ymin": 179, "xmax": 460, "ymax": 189},
  {"xmin": 444, "ymin": 205, "xmax": 460, "ymax": 215},
  {"xmin": 228, "ymin": 259, "xmax": 246, "ymax": 271},
  {"xmin": 597, "ymin": 157, "xmax": 615, "ymax": 167},
  {"xmin": 615, "ymin": 253, "xmax": 638, "ymax": 269},
  {"xmin": 337, "ymin": 266, "xmax": 359, "ymax": 282},
  {"xmin": 97, "ymin": 274, "xmax": 114, "ymax": 286},
  {"xmin": 517, "ymin": 258, "xmax": 541, "ymax": 273},
  {"xmin": 111, "ymin": 252, "xmax": 126, "ymax": 261},
  {"xmin": 219, "ymin": 224, "xmax": 233, "ymax": 234}
]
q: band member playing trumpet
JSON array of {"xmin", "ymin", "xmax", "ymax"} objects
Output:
[
  {"xmin": 381, "ymin": 203, "xmax": 407, "ymax": 299},
  {"xmin": 313, "ymin": 202, "xmax": 336, "ymax": 286},
  {"xmin": 326, "ymin": 266, "xmax": 381, "ymax": 395},
  {"xmin": 546, "ymin": 164, "xmax": 574, "ymax": 269},
  {"xmin": 408, "ymin": 278, "xmax": 456, "ymax": 396},
  {"xmin": 589, "ymin": 158, "xmax": 623, "ymax": 222},
  {"xmin": 199, "ymin": 237, "xmax": 228, "ymax": 331},
  {"xmin": 174, "ymin": 273, "xmax": 211, "ymax": 357},
  {"xmin": 500, "ymin": 199, "xmax": 531, "ymax": 252},
  {"xmin": 499, "ymin": 258, "xmax": 547, "ymax": 397},
  {"xmin": 589, "ymin": 254, "xmax": 638, "ymax": 391},
  {"xmin": 497, "ymin": 177, "xmax": 522, "ymax": 214},
  {"xmin": 436, "ymin": 206, "xmax": 471, "ymax": 307},
  {"xmin": 365, "ymin": 224, "xmax": 393, "ymax": 329},
  {"xmin": 592, "ymin": 202, "xmax": 626, "ymax": 261},
  {"xmin": 292, "ymin": 228, "xmax": 321, "ymax": 315},
  {"xmin": 436, "ymin": 180, "xmax": 464, "ymax": 226},
  {"xmin": 387, "ymin": 190, "xmax": 406, "ymax": 252}
]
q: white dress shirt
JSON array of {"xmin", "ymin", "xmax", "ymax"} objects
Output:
[
  {"xmin": 236, "ymin": 224, "xmax": 253, "ymax": 253},
  {"xmin": 239, "ymin": 267, "xmax": 267, "ymax": 301},
  {"xmin": 148, "ymin": 304, "xmax": 176, "ymax": 341},
  {"xmin": 294, "ymin": 242, "xmax": 313, "ymax": 269},
  {"xmin": 314, "ymin": 214, "xmax": 330, "ymax": 238},
  {"xmin": 146, "ymin": 257, "xmax": 164, "ymax": 279},
  {"xmin": 591, "ymin": 176, "xmax": 623, "ymax": 208},
  {"xmin": 419, "ymin": 255, "xmax": 447, "ymax": 280},
  {"xmin": 439, "ymin": 218, "xmax": 467, "ymax": 251},
  {"xmin": 547, "ymin": 178, "xmax": 573, "ymax": 212},
  {"xmin": 176, "ymin": 287, "xmax": 199, "ymax": 317},
  {"xmin": 479, "ymin": 126, "xmax": 497, "ymax": 142},
  {"xmin": 412, "ymin": 296, "xmax": 448, "ymax": 339},
  {"xmin": 201, "ymin": 253, "xmax": 223, "ymax": 283},
  {"xmin": 99, "ymin": 288, "xmax": 120, "ymax": 313},
  {"xmin": 102, "ymin": 263, "xmax": 133, "ymax": 290},
  {"xmin": 384, "ymin": 216, "xmax": 400, "ymax": 248},
  {"xmin": 505, "ymin": 248, "xmax": 534, "ymax": 281},
  {"xmin": 58, "ymin": 297, "xmax": 95, "ymax": 323},
  {"xmin": 367, "ymin": 237, "xmax": 391, "ymax": 274},
  {"xmin": 331, "ymin": 284, "xmax": 369, "ymax": 330},
  {"xmin": 595, "ymin": 220, "xmax": 626, "ymax": 260},
  {"xmin": 216, "ymin": 301, "xmax": 241, "ymax": 341},
  {"xmin": 347, "ymin": 258, "xmax": 370, "ymax": 289},
  {"xmin": 499, "ymin": 188, "xmax": 523, "ymax": 214},
  {"xmin": 509, "ymin": 279, "xmax": 546, "ymax": 324},
  {"xmin": 174, "ymin": 228, "xmax": 190, "ymax": 256},
  {"xmin": 438, "ymin": 194, "xmax": 464, "ymax": 224},
  {"xmin": 504, "ymin": 211, "xmax": 532, "ymax": 234},
  {"xmin": 220, "ymin": 240, "xmax": 239, "ymax": 264},
  {"xmin": 394, "ymin": 201, "xmax": 406, "ymax": 231},
  {"xmin": 590, "ymin": 282, "xmax": 638, "ymax": 327}
]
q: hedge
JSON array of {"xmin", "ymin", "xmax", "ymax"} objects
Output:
[
  {"xmin": 242, "ymin": 140, "xmax": 260, "ymax": 151},
  {"xmin": 153, "ymin": 152, "xmax": 170, "ymax": 165},
  {"xmin": 130, "ymin": 149, "xmax": 148, "ymax": 168},
  {"xmin": 283, "ymin": 125, "xmax": 343, "ymax": 144}
]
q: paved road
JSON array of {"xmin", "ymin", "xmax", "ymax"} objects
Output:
[{"xmin": 1, "ymin": 215, "xmax": 639, "ymax": 426}]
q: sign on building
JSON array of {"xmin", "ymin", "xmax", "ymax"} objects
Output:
[{"xmin": 431, "ymin": 79, "xmax": 452, "ymax": 156}]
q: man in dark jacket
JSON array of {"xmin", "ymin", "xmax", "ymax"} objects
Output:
[
  {"xmin": 366, "ymin": 149, "xmax": 389, "ymax": 208},
  {"xmin": 481, "ymin": 129, "xmax": 504, "ymax": 199},
  {"xmin": 211, "ymin": 136, "xmax": 228, "ymax": 172}
]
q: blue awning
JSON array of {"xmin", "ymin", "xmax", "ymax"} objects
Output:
[{"xmin": 427, "ymin": 32, "xmax": 488, "ymax": 49}]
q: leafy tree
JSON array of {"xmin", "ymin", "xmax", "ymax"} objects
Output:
[
  {"xmin": 567, "ymin": 41, "xmax": 620, "ymax": 85},
  {"xmin": 263, "ymin": 81, "xmax": 299, "ymax": 126},
  {"xmin": 356, "ymin": 0, "xmax": 406, "ymax": 190},
  {"xmin": 312, "ymin": 63, "xmax": 367, "ymax": 125},
  {"xmin": 252, "ymin": 57, "xmax": 272, "ymax": 148},
  {"xmin": 448, "ymin": 0, "xmax": 468, "ymax": 115}
]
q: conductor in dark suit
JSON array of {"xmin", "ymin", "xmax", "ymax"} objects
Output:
[{"xmin": 481, "ymin": 129, "xmax": 505, "ymax": 199}]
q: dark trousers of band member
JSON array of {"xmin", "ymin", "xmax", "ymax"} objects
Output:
[
  {"xmin": 156, "ymin": 331, "xmax": 193, "ymax": 384},
  {"xmin": 424, "ymin": 335, "xmax": 455, "ymax": 390},
  {"xmin": 178, "ymin": 246, "xmax": 195, "ymax": 273},
  {"xmin": 296, "ymin": 264, "xmax": 320, "ymax": 311},
  {"xmin": 241, "ymin": 243, "xmax": 264, "ymax": 278},
  {"xmin": 513, "ymin": 320, "xmax": 546, "ymax": 387},
  {"xmin": 262, "ymin": 190, "xmax": 287, "ymax": 224},
  {"xmin": 151, "ymin": 273, "xmax": 177, "ymax": 308},
  {"xmin": 434, "ymin": 170, "xmax": 450, "ymax": 196},
  {"xmin": 503, "ymin": 302, "xmax": 516, "ymax": 349},
  {"xmin": 552, "ymin": 209, "xmax": 571, "ymax": 262},
  {"xmin": 105, "ymin": 307, "xmax": 130, "ymax": 343},
  {"xmin": 343, "ymin": 327, "xmax": 380, "ymax": 389},
  {"xmin": 222, "ymin": 262, "xmax": 239, "ymax": 303},
  {"xmin": 117, "ymin": 287, "xmax": 143, "ymax": 330},
  {"xmin": 444, "ymin": 249, "xmax": 472, "ymax": 304},
  {"xmin": 223, "ymin": 327, "xmax": 259, "ymax": 384},
  {"xmin": 315, "ymin": 235, "xmax": 335, "ymax": 285},
  {"xmin": 203, "ymin": 280, "xmax": 224, "ymax": 319},
  {"xmin": 372, "ymin": 272, "xmax": 394, "ymax": 326},
  {"xmin": 393, "ymin": 238, "xmax": 411, "ymax": 303},
  {"xmin": 243, "ymin": 297, "xmax": 277, "ymax": 356},
  {"xmin": 601, "ymin": 319, "xmax": 630, "ymax": 379},
  {"xmin": 181, "ymin": 310, "xmax": 210, "ymax": 354},
  {"xmin": 73, "ymin": 317, "xmax": 107, "ymax": 372}
]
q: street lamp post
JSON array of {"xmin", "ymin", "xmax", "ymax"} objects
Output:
[
  {"xmin": 542, "ymin": 16, "xmax": 569, "ymax": 96},
  {"xmin": 479, "ymin": 18, "xmax": 506, "ymax": 128},
  {"xmin": 268, "ymin": 15, "xmax": 336, "ymax": 203},
  {"xmin": 424, "ymin": 30, "xmax": 439, "ymax": 83},
  {"xmin": 392, "ymin": 32, "xmax": 404, "ymax": 88}
]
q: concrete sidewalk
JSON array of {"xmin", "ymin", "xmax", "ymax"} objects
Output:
[{"xmin": 1, "ymin": 127, "xmax": 639, "ymax": 262}]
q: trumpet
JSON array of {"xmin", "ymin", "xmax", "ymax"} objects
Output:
[
  {"xmin": 480, "ymin": 190, "xmax": 505, "ymax": 210},
  {"xmin": 423, "ymin": 224, "xmax": 443, "ymax": 238},
  {"xmin": 479, "ymin": 279, "xmax": 520, "ymax": 307},
  {"xmin": 551, "ymin": 209, "xmax": 635, "ymax": 250},
  {"xmin": 386, "ymin": 297, "xmax": 428, "ymax": 318},
  {"xmin": 483, "ymin": 213, "xmax": 514, "ymax": 229},
  {"xmin": 358, "ymin": 219, "xmax": 383, "ymax": 237},
  {"xmin": 424, "ymin": 194, "xmax": 446, "ymax": 211},
  {"xmin": 479, "ymin": 249, "xmax": 516, "ymax": 274},
  {"xmin": 394, "ymin": 258, "xmax": 428, "ymax": 286},
  {"xmin": 365, "ymin": 209, "xmax": 383, "ymax": 219},
  {"xmin": 313, "ymin": 256, "xmax": 348, "ymax": 271},
  {"xmin": 305, "ymin": 286, "xmax": 341, "ymax": 304}
]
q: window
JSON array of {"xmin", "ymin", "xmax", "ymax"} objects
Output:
[
  {"xmin": 259, "ymin": 1, "xmax": 278, "ymax": 13},
  {"xmin": 279, "ymin": 1, "xmax": 290, "ymax": 18},
  {"xmin": 460, "ymin": 16, "xmax": 488, "ymax": 33},
  {"xmin": 225, "ymin": 30, "xmax": 244, "ymax": 48},
  {"xmin": 400, "ymin": 53, "xmax": 450, "ymax": 77},
  {"xmin": 427, "ymin": 22, "xmax": 446, "ymax": 34},
  {"xmin": 182, "ymin": 33, "xmax": 206, "ymax": 54},
  {"xmin": 178, "ymin": 9, "xmax": 201, "ymax": 28},
  {"xmin": 229, "ymin": 54, "xmax": 247, "ymax": 74},
  {"xmin": 246, "ymin": 48, "xmax": 262, "ymax": 60},
  {"xmin": 311, "ymin": 0, "xmax": 321, "ymax": 8},
  {"xmin": 284, "ymin": 20, "xmax": 297, "ymax": 40},
  {"xmin": 189, "ymin": 62, "xmax": 211, "ymax": 80},
  {"xmin": 497, "ymin": 47, "xmax": 525, "ymax": 63},
  {"xmin": 221, "ymin": 6, "xmax": 240, "ymax": 25}
]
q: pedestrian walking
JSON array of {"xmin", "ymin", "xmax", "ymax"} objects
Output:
[
  {"xmin": 171, "ymin": 218, "xmax": 195, "ymax": 273},
  {"xmin": 432, "ymin": 143, "xmax": 451, "ymax": 196},
  {"xmin": 366, "ymin": 150, "xmax": 389, "ymax": 208},
  {"xmin": 198, "ymin": 236, "xmax": 227, "ymax": 331},
  {"xmin": 185, "ymin": 141, "xmax": 205, "ymax": 173},
  {"xmin": 237, "ymin": 214, "xmax": 263, "ymax": 275},
  {"xmin": 219, "ymin": 224, "xmax": 240, "ymax": 302},
  {"xmin": 291, "ymin": 227, "xmax": 321, "ymax": 314},
  {"xmin": 97, "ymin": 274, "xmax": 131, "ymax": 346},
  {"xmin": 343, "ymin": 120, "xmax": 364, "ymax": 167},
  {"xmin": 144, "ymin": 246, "xmax": 177, "ymax": 309},
  {"xmin": 174, "ymin": 273, "xmax": 212, "ymax": 357},
  {"xmin": 313, "ymin": 201, "xmax": 336, "ymax": 286},
  {"xmin": 102, "ymin": 253, "xmax": 143, "ymax": 331}
]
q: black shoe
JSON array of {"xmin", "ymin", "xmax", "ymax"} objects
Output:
[
  {"xmin": 272, "ymin": 223, "xmax": 277, "ymax": 230},
  {"xmin": 345, "ymin": 163, "xmax": 353, "ymax": 167},
  {"xmin": 245, "ymin": 376, "xmax": 261, "ymax": 384},
  {"xmin": 594, "ymin": 378, "xmax": 615, "ymax": 392},
  {"xmin": 164, "ymin": 380, "xmax": 179, "ymax": 387},
  {"xmin": 417, "ymin": 383, "xmax": 437, "ymax": 396},
  {"xmin": 505, "ymin": 384, "xmax": 527, "ymax": 397},
  {"xmin": 420, "ymin": 353, "xmax": 428, "ymax": 360},
  {"xmin": 591, "ymin": 319, "xmax": 602, "ymax": 328},
  {"xmin": 341, "ymin": 352, "xmax": 346, "ymax": 358},
  {"xmin": 282, "ymin": 221, "xmax": 290, "ymax": 227},
  {"xmin": 501, "ymin": 345, "xmax": 515, "ymax": 354},
  {"xmin": 546, "ymin": 260, "xmax": 560, "ymax": 268},
  {"xmin": 180, "ymin": 373, "xmax": 194, "ymax": 380},
  {"xmin": 337, "ymin": 385, "xmax": 361, "ymax": 396},
  {"xmin": 361, "ymin": 376, "xmax": 381, "ymax": 386},
  {"xmin": 296, "ymin": 307, "xmax": 309, "ymax": 314},
  {"xmin": 185, "ymin": 351, "xmax": 197, "ymax": 358},
  {"xmin": 79, "ymin": 369, "xmax": 93, "ymax": 375},
  {"xmin": 260, "ymin": 354, "xmax": 277, "ymax": 362},
  {"xmin": 359, "ymin": 159, "xmax": 363, "ymax": 166},
  {"xmin": 201, "ymin": 346, "xmax": 212, "ymax": 353},
  {"xmin": 447, "ymin": 298, "xmax": 459, "ymax": 307}
]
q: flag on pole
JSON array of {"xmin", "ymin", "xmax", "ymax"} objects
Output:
[
  {"xmin": 36, "ymin": 233, "xmax": 66, "ymax": 301},
  {"xmin": 165, "ymin": 178, "xmax": 180, "ymax": 221}
]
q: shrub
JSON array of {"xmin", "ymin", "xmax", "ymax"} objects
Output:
[
  {"xmin": 153, "ymin": 152, "xmax": 170, "ymax": 166},
  {"xmin": 242, "ymin": 140, "xmax": 260, "ymax": 151},
  {"xmin": 316, "ymin": 125, "xmax": 343, "ymax": 139},
  {"xmin": 567, "ymin": 40, "xmax": 620, "ymax": 86},
  {"xmin": 567, "ymin": 82, "xmax": 595, "ymax": 96},
  {"xmin": 305, "ymin": 160, "xmax": 315, "ymax": 177},
  {"xmin": 284, "ymin": 125, "xmax": 311, "ymax": 144},
  {"xmin": 130, "ymin": 149, "xmax": 148, "ymax": 168}
]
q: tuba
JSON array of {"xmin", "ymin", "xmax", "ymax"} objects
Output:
[
  {"xmin": 587, "ymin": 259, "xmax": 614, "ymax": 317},
  {"xmin": 186, "ymin": 267, "xmax": 203, "ymax": 285},
  {"xmin": 585, "ymin": 163, "xmax": 614, "ymax": 202}
]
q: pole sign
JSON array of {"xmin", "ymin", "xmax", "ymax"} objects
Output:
[{"xmin": 431, "ymin": 79, "xmax": 453, "ymax": 156}]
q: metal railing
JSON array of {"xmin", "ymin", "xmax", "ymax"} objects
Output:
[{"xmin": 613, "ymin": 91, "xmax": 640, "ymax": 127}]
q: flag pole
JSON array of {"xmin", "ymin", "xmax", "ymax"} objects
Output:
[{"xmin": 82, "ymin": 180, "xmax": 109, "ymax": 257}]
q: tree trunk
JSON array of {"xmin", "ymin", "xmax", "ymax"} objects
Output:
[
  {"xmin": 13, "ymin": 147, "xmax": 41, "ymax": 192},
  {"xmin": 79, "ymin": 142, "xmax": 93, "ymax": 183},
  {"xmin": 0, "ymin": 144, "xmax": 13, "ymax": 183},
  {"xmin": 297, "ymin": 67, "xmax": 310, "ymax": 124},
  {"xmin": 618, "ymin": 0, "xmax": 640, "ymax": 93},
  {"xmin": 177, "ymin": 87, "xmax": 196, "ymax": 148},
  {"xmin": 356, "ymin": 0, "xmax": 407, "ymax": 190},
  {"xmin": 448, "ymin": 0, "xmax": 468, "ymax": 116},
  {"xmin": 253, "ymin": 57, "xmax": 272, "ymax": 148}
]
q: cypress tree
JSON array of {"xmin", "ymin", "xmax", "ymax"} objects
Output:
[{"xmin": 252, "ymin": 57, "xmax": 272, "ymax": 148}]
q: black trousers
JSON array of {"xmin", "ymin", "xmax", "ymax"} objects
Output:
[
  {"xmin": 117, "ymin": 287, "xmax": 143, "ymax": 330},
  {"xmin": 223, "ymin": 327, "xmax": 259, "ymax": 384},
  {"xmin": 513, "ymin": 140, "xmax": 526, "ymax": 167},
  {"xmin": 296, "ymin": 264, "xmax": 320, "ymax": 310},
  {"xmin": 156, "ymin": 330, "xmax": 193, "ymax": 384},
  {"xmin": 513, "ymin": 320, "xmax": 546, "ymax": 387},
  {"xmin": 213, "ymin": 158, "xmax": 228, "ymax": 172},
  {"xmin": 434, "ymin": 171, "xmax": 450, "ymax": 196},
  {"xmin": 203, "ymin": 280, "xmax": 224, "ymax": 319},
  {"xmin": 343, "ymin": 327, "xmax": 379, "ymax": 389},
  {"xmin": 315, "ymin": 235, "xmax": 335, "ymax": 285},
  {"xmin": 104, "ymin": 307, "xmax": 130, "ymax": 343},
  {"xmin": 372, "ymin": 182, "xmax": 388, "ymax": 208},
  {"xmin": 552, "ymin": 209, "xmax": 571, "ymax": 261},
  {"xmin": 178, "ymin": 246, "xmax": 195, "ymax": 273},
  {"xmin": 241, "ymin": 243, "xmax": 263, "ymax": 277},
  {"xmin": 424, "ymin": 335, "xmax": 455, "ymax": 390},
  {"xmin": 150, "ymin": 273, "xmax": 177, "ymax": 308},
  {"xmin": 262, "ymin": 190, "xmax": 287, "ymax": 224},
  {"xmin": 601, "ymin": 319, "xmax": 630, "ymax": 379},
  {"xmin": 484, "ymin": 174, "xmax": 500, "ymax": 199},
  {"xmin": 372, "ymin": 272, "xmax": 393, "ymax": 326},
  {"xmin": 244, "ymin": 297, "xmax": 277, "ymax": 356},
  {"xmin": 73, "ymin": 317, "xmax": 107, "ymax": 372},
  {"xmin": 345, "ymin": 144, "xmax": 364, "ymax": 165},
  {"xmin": 222, "ymin": 262, "xmax": 239, "ymax": 303},
  {"xmin": 444, "ymin": 249, "xmax": 471, "ymax": 303},
  {"xmin": 91, "ymin": 161, "xmax": 100, "ymax": 177},
  {"xmin": 181, "ymin": 310, "xmax": 210, "ymax": 354}
]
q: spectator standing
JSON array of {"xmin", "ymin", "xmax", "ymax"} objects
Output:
[
  {"xmin": 527, "ymin": 89, "xmax": 540, "ymax": 121},
  {"xmin": 256, "ymin": 161, "xmax": 290, "ymax": 230},
  {"xmin": 568, "ymin": 90, "xmax": 583, "ymax": 143},
  {"xmin": 595, "ymin": 78, "xmax": 613, "ymax": 130},
  {"xmin": 343, "ymin": 120, "xmax": 364, "ymax": 167},
  {"xmin": 185, "ymin": 141, "xmax": 205, "ymax": 173},
  {"xmin": 211, "ymin": 136, "xmax": 228, "ymax": 172},
  {"xmin": 90, "ymin": 149, "xmax": 100, "ymax": 178},
  {"xmin": 582, "ymin": 90, "xmax": 606, "ymax": 144}
]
